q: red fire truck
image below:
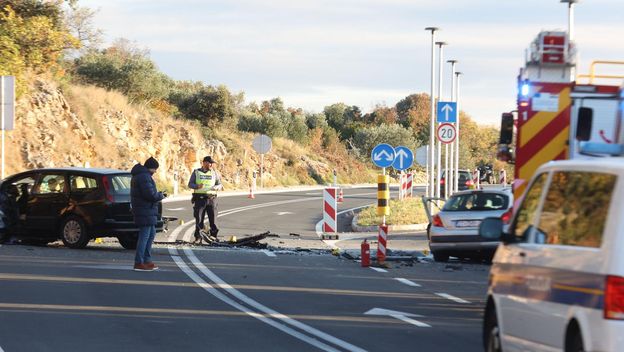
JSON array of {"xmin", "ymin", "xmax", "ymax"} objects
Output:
[{"xmin": 497, "ymin": 30, "xmax": 624, "ymax": 199}]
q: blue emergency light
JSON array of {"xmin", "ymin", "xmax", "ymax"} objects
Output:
[{"xmin": 521, "ymin": 82, "xmax": 530, "ymax": 97}]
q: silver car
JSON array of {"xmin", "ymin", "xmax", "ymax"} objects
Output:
[{"xmin": 428, "ymin": 189, "xmax": 513, "ymax": 262}]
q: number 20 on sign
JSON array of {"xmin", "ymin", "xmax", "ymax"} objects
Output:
[{"xmin": 437, "ymin": 123, "xmax": 456, "ymax": 144}]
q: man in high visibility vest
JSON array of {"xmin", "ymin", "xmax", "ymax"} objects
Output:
[{"xmin": 187, "ymin": 156, "xmax": 223, "ymax": 243}]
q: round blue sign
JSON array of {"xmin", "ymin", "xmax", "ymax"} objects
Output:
[
  {"xmin": 371, "ymin": 144, "xmax": 395, "ymax": 168},
  {"xmin": 392, "ymin": 146, "xmax": 414, "ymax": 171}
]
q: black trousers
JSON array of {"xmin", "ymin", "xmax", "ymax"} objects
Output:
[{"xmin": 193, "ymin": 196, "xmax": 218, "ymax": 238}]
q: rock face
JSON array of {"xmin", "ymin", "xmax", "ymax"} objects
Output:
[
  {"xmin": 5, "ymin": 80, "xmax": 227, "ymax": 189},
  {"xmin": 4, "ymin": 80, "xmax": 374, "ymax": 190}
]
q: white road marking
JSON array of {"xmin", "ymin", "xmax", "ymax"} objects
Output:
[
  {"xmin": 395, "ymin": 278, "xmax": 421, "ymax": 287},
  {"xmin": 184, "ymin": 248, "xmax": 366, "ymax": 352},
  {"xmin": 169, "ymin": 253, "xmax": 344, "ymax": 352},
  {"xmin": 305, "ymin": 192, "xmax": 322, "ymax": 195},
  {"xmin": 262, "ymin": 249, "xmax": 276, "ymax": 257},
  {"xmin": 364, "ymin": 308, "xmax": 430, "ymax": 328},
  {"xmin": 274, "ymin": 212, "xmax": 293, "ymax": 216},
  {"xmin": 435, "ymin": 293, "xmax": 470, "ymax": 304},
  {"xmin": 369, "ymin": 267, "xmax": 387, "ymax": 273},
  {"xmin": 166, "ymin": 207, "xmax": 186, "ymax": 211}
]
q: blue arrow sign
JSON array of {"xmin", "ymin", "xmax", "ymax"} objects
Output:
[
  {"xmin": 437, "ymin": 101, "xmax": 457, "ymax": 123},
  {"xmin": 371, "ymin": 143, "xmax": 395, "ymax": 168},
  {"xmin": 392, "ymin": 146, "xmax": 414, "ymax": 171}
]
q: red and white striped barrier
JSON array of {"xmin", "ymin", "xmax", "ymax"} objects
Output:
[
  {"xmin": 499, "ymin": 170, "xmax": 507, "ymax": 185},
  {"xmin": 377, "ymin": 225, "xmax": 388, "ymax": 264},
  {"xmin": 322, "ymin": 187, "xmax": 338, "ymax": 240},
  {"xmin": 473, "ymin": 169, "xmax": 480, "ymax": 189},
  {"xmin": 406, "ymin": 173, "xmax": 413, "ymax": 198}
]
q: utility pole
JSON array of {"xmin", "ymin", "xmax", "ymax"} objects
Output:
[
  {"xmin": 447, "ymin": 59, "xmax": 458, "ymax": 193},
  {"xmin": 435, "ymin": 41, "xmax": 447, "ymax": 199},
  {"xmin": 455, "ymin": 71, "xmax": 463, "ymax": 192},
  {"xmin": 425, "ymin": 27, "xmax": 439, "ymax": 199}
]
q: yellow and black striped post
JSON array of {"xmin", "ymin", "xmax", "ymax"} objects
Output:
[{"xmin": 377, "ymin": 174, "xmax": 390, "ymax": 217}]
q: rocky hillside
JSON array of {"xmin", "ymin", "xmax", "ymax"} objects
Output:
[{"xmin": 5, "ymin": 80, "xmax": 374, "ymax": 191}]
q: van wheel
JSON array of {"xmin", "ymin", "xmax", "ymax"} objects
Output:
[
  {"xmin": 60, "ymin": 216, "xmax": 89, "ymax": 249},
  {"xmin": 117, "ymin": 235, "xmax": 137, "ymax": 250},
  {"xmin": 483, "ymin": 306, "xmax": 502, "ymax": 352},
  {"xmin": 433, "ymin": 252, "xmax": 449, "ymax": 262}
]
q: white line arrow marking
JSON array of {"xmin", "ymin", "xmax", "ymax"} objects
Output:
[
  {"xmin": 373, "ymin": 150, "xmax": 393, "ymax": 161},
  {"xmin": 441, "ymin": 104, "xmax": 454, "ymax": 121},
  {"xmin": 394, "ymin": 148, "xmax": 409, "ymax": 169},
  {"xmin": 364, "ymin": 308, "xmax": 431, "ymax": 327}
]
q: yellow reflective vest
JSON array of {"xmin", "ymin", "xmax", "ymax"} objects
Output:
[{"xmin": 194, "ymin": 169, "xmax": 217, "ymax": 195}]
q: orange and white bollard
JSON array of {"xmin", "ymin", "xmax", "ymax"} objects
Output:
[
  {"xmin": 337, "ymin": 188, "xmax": 344, "ymax": 203},
  {"xmin": 361, "ymin": 239, "xmax": 370, "ymax": 267},
  {"xmin": 377, "ymin": 225, "xmax": 388, "ymax": 264}
]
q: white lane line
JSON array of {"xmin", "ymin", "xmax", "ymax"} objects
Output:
[
  {"xmin": 435, "ymin": 293, "xmax": 470, "ymax": 304},
  {"xmin": 169, "ymin": 253, "xmax": 343, "ymax": 352},
  {"xmin": 369, "ymin": 267, "xmax": 387, "ymax": 273},
  {"xmin": 262, "ymin": 250, "xmax": 276, "ymax": 257},
  {"xmin": 166, "ymin": 207, "xmax": 185, "ymax": 211},
  {"xmin": 184, "ymin": 248, "xmax": 366, "ymax": 352},
  {"xmin": 395, "ymin": 278, "xmax": 421, "ymax": 287}
]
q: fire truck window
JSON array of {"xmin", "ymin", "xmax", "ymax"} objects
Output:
[
  {"xmin": 537, "ymin": 171, "xmax": 615, "ymax": 248},
  {"xmin": 512, "ymin": 173, "xmax": 547, "ymax": 241}
]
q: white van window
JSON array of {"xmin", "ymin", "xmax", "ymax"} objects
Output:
[
  {"xmin": 536, "ymin": 171, "xmax": 616, "ymax": 248},
  {"xmin": 513, "ymin": 173, "xmax": 547, "ymax": 241}
]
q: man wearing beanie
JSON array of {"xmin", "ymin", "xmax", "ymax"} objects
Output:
[
  {"xmin": 130, "ymin": 157, "xmax": 166, "ymax": 271},
  {"xmin": 187, "ymin": 156, "xmax": 223, "ymax": 243}
]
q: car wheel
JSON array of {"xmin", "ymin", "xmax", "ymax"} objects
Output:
[
  {"xmin": 117, "ymin": 235, "xmax": 137, "ymax": 250},
  {"xmin": 433, "ymin": 252, "xmax": 449, "ymax": 262},
  {"xmin": 483, "ymin": 306, "xmax": 502, "ymax": 352},
  {"xmin": 60, "ymin": 216, "xmax": 90, "ymax": 249},
  {"xmin": 565, "ymin": 328, "xmax": 584, "ymax": 352}
]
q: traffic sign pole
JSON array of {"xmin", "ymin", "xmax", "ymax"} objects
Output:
[{"xmin": 426, "ymin": 27, "xmax": 438, "ymax": 204}]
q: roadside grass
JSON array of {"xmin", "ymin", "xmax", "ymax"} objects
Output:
[{"xmin": 356, "ymin": 197, "xmax": 429, "ymax": 226}]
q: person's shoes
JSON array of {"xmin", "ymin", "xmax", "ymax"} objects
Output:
[
  {"xmin": 145, "ymin": 262, "xmax": 159, "ymax": 270},
  {"xmin": 133, "ymin": 263, "xmax": 152, "ymax": 272}
]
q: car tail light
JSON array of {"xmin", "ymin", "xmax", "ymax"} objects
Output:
[
  {"xmin": 432, "ymin": 214, "xmax": 443, "ymax": 227},
  {"xmin": 605, "ymin": 275, "xmax": 624, "ymax": 320},
  {"xmin": 102, "ymin": 176, "xmax": 114, "ymax": 202},
  {"xmin": 501, "ymin": 208, "xmax": 513, "ymax": 224}
]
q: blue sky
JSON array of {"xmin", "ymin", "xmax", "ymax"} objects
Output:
[{"xmin": 82, "ymin": 0, "xmax": 624, "ymax": 125}]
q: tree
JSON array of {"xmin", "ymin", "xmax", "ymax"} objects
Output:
[
  {"xmin": 396, "ymin": 93, "xmax": 430, "ymax": 143},
  {"xmin": 352, "ymin": 124, "xmax": 418, "ymax": 162},
  {"xmin": 74, "ymin": 39, "xmax": 170, "ymax": 104},
  {"xmin": 368, "ymin": 104, "xmax": 398, "ymax": 125},
  {"xmin": 63, "ymin": 4, "xmax": 103, "ymax": 54}
]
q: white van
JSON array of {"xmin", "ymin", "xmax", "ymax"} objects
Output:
[{"xmin": 479, "ymin": 158, "xmax": 624, "ymax": 352}]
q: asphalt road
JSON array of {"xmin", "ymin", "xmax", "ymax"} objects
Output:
[{"xmin": 0, "ymin": 187, "xmax": 490, "ymax": 352}]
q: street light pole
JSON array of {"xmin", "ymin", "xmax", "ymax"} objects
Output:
[
  {"xmin": 425, "ymin": 27, "xmax": 438, "ymax": 199},
  {"xmin": 447, "ymin": 59, "xmax": 458, "ymax": 193},
  {"xmin": 455, "ymin": 71, "xmax": 463, "ymax": 193},
  {"xmin": 435, "ymin": 41, "xmax": 447, "ymax": 199}
]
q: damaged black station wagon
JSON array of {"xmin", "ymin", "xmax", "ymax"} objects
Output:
[{"xmin": 0, "ymin": 168, "xmax": 164, "ymax": 249}]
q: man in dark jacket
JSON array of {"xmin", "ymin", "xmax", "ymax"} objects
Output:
[{"xmin": 131, "ymin": 157, "xmax": 166, "ymax": 271}]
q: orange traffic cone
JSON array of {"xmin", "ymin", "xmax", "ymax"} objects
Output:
[
  {"xmin": 337, "ymin": 188, "xmax": 344, "ymax": 203},
  {"xmin": 248, "ymin": 186, "xmax": 255, "ymax": 199}
]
